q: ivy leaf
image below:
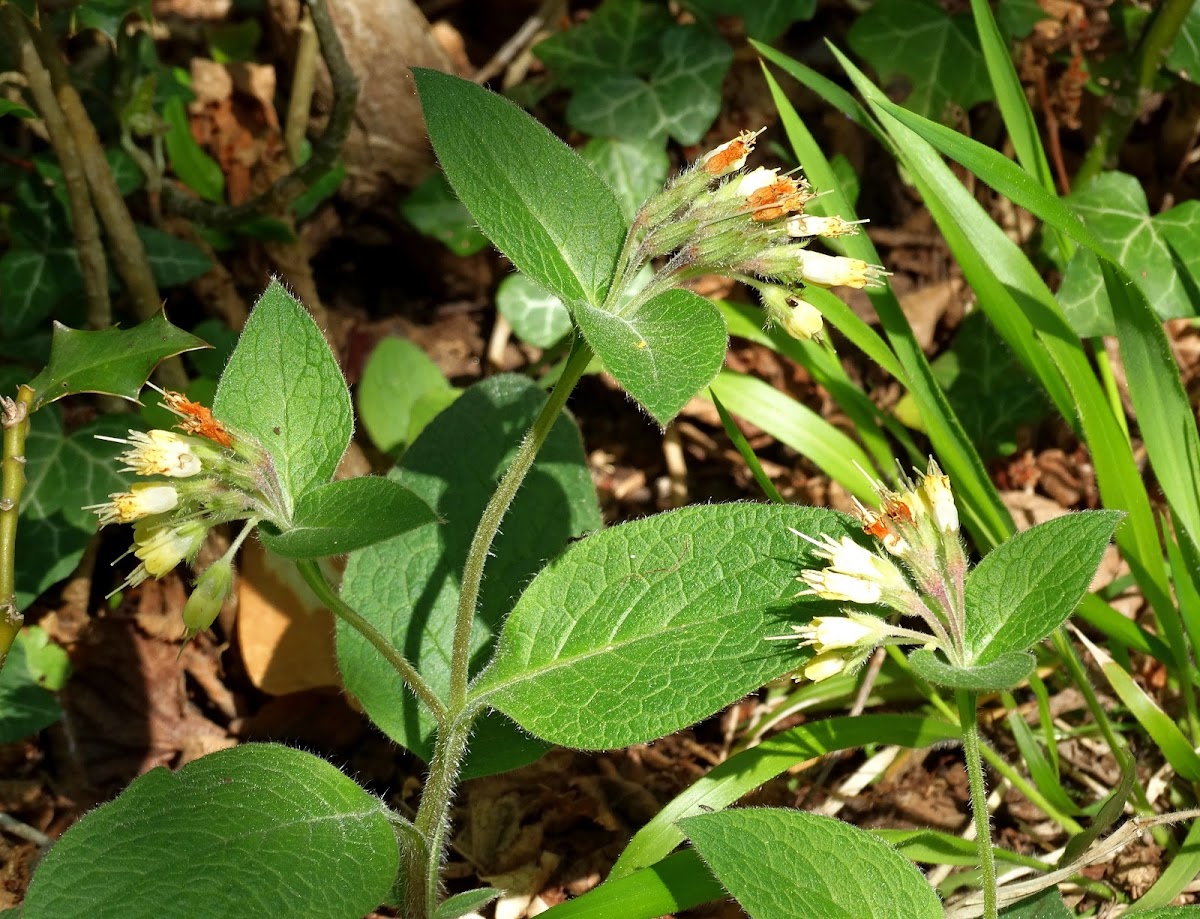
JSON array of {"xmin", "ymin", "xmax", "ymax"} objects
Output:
[
  {"xmin": 680, "ymin": 809, "xmax": 943, "ymax": 919},
  {"xmin": 162, "ymin": 96, "xmax": 224, "ymax": 203},
  {"xmin": 0, "ymin": 628, "xmax": 64, "ymax": 743},
  {"xmin": 135, "ymin": 224, "xmax": 212, "ymax": 287},
  {"xmin": 0, "ymin": 246, "xmax": 84, "ymax": 338},
  {"xmin": 413, "ymin": 68, "xmax": 625, "ymax": 310},
  {"xmin": 847, "ymin": 0, "xmax": 991, "ymax": 120},
  {"xmin": 213, "ymin": 281, "xmax": 353, "ymax": 515},
  {"xmin": 26, "ymin": 311, "xmax": 208, "ymax": 410},
  {"xmin": 23, "ymin": 744, "xmax": 399, "ymax": 919},
  {"xmin": 963, "ymin": 510, "xmax": 1121, "ymax": 665},
  {"xmin": 533, "ymin": 0, "xmax": 674, "ymax": 84},
  {"xmin": 1058, "ymin": 173, "xmax": 1200, "ymax": 335},
  {"xmin": 23, "ymin": 411, "xmax": 138, "ymax": 530},
  {"xmin": 495, "ymin": 274, "xmax": 574, "ymax": 349},
  {"xmin": 581, "ymin": 135, "xmax": 669, "ymax": 222},
  {"xmin": 14, "ymin": 515, "xmax": 90, "ymax": 609},
  {"xmin": 399, "ymin": 172, "xmax": 488, "ymax": 257},
  {"xmin": 1166, "ymin": 2, "xmax": 1200, "ymax": 83},
  {"xmin": 928, "ymin": 311, "xmax": 1048, "ymax": 459},
  {"xmin": 259, "ymin": 477, "xmax": 438, "ymax": 559},
  {"xmin": 574, "ymin": 289, "xmax": 727, "ymax": 426},
  {"xmin": 337, "ymin": 375, "xmax": 601, "ymax": 778},
  {"xmin": 685, "ymin": 0, "xmax": 817, "ymax": 41},
  {"xmin": 567, "ymin": 24, "xmax": 732, "ymax": 145},
  {"xmin": 475, "ymin": 504, "xmax": 858, "ymax": 749},
  {"xmin": 0, "ymin": 98, "xmax": 35, "ymax": 119},
  {"xmin": 356, "ymin": 337, "xmax": 459, "ymax": 454}
]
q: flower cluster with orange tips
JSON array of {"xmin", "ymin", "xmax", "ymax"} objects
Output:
[
  {"xmin": 87, "ymin": 386, "xmax": 281, "ymax": 638},
  {"xmin": 619, "ymin": 127, "xmax": 888, "ymax": 344},
  {"xmin": 770, "ymin": 459, "xmax": 971, "ymax": 683}
]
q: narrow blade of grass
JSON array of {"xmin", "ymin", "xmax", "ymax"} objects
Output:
[{"xmin": 711, "ymin": 390, "xmax": 784, "ymax": 504}]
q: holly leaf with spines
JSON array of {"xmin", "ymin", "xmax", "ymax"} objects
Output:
[
  {"xmin": 566, "ymin": 24, "xmax": 732, "ymax": 145},
  {"xmin": 413, "ymin": 68, "xmax": 625, "ymax": 311},
  {"xmin": 26, "ymin": 312, "xmax": 207, "ymax": 410},
  {"xmin": 573, "ymin": 289, "xmax": 727, "ymax": 426},
  {"xmin": 846, "ymin": 0, "xmax": 991, "ymax": 120},
  {"xmin": 474, "ymin": 504, "xmax": 859, "ymax": 750},
  {"xmin": 337, "ymin": 375, "xmax": 601, "ymax": 778},
  {"xmin": 680, "ymin": 808, "xmax": 943, "ymax": 919},
  {"xmin": 259, "ymin": 476, "xmax": 438, "ymax": 559},
  {"xmin": 963, "ymin": 510, "xmax": 1121, "ymax": 665},
  {"xmin": 213, "ymin": 281, "xmax": 353, "ymax": 517},
  {"xmin": 22, "ymin": 744, "xmax": 399, "ymax": 919},
  {"xmin": 1058, "ymin": 172, "xmax": 1200, "ymax": 335}
]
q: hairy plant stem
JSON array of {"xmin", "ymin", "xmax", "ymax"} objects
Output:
[
  {"xmin": 447, "ymin": 335, "xmax": 593, "ymax": 710},
  {"xmin": 397, "ymin": 335, "xmax": 594, "ymax": 918},
  {"xmin": 0, "ymin": 387, "xmax": 34, "ymax": 671},
  {"xmin": 296, "ymin": 559, "xmax": 447, "ymax": 730},
  {"xmin": 958, "ymin": 690, "xmax": 997, "ymax": 919}
]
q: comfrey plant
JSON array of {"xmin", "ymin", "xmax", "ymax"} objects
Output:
[{"xmin": 4, "ymin": 70, "xmax": 1190, "ymax": 919}]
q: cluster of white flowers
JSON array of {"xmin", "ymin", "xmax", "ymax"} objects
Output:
[
  {"xmin": 86, "ymin": 387, "xmax": 275, "ymax": 637},
  {"xmin": 774, "ymin": 459, "xmax": 968, "ymax": 682},
  {"xmin": 625, "ymin": 128, "xmax": 888, "ymax": 342}
]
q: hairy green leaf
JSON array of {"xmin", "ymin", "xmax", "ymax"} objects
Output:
[
  {"xmin": 681, "ymin": 808, "xmax": 942, "ymax": 919},
  {"xmin": 23, "ymin": 744, "xmax": 398, "ymax": 919},
  {"xmin": 907, "ymin": 649, "xmax": 1036, "ymax": 691},
  {"xmin": 213, "ymin": 281, "xmax": 352, "ymax": 516}
]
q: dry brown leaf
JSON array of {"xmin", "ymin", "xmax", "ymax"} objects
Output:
[{"xmin": 236, "ymin": 542, "xmax": 341, "ymax": 695}]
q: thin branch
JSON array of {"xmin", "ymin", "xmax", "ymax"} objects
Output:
[
  {"xmin": 162, "ymin": 0, "xmax": 359, "ymax": 228},
  {"xmin": 284, "ymin": 5, "xmax": 319, "ymax": 166},
  {"xmin": 2, "ymin": 6, "xmax": 110, "ymax": 328}
]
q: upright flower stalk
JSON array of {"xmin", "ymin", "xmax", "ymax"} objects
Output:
[{"xmin": 781, "ymin": 458, "xmax": 1000, "ymax": 917}]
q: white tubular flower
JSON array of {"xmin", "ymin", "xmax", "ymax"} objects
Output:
[
  {"xmin": 781, "ymin": 299, "xmax": 823, "ymax": 341},
  {"xmin": 803, "ymin": 650, "xmax": 849, "ymax": 682},
  {"xmin": 132, "ymin": 519, "xmax": 207, "ymax": 578},
  {"xmin": 795, "ymin": 532, "xmax": 911, "ymax": 606},
  {"xmin": 784, "ymin": 214, "xmax": 863, "ymax": 239},
  {"xmin": 796, "ymin": 615, "xmax": 879, "ymax": 651},
  {"xmin": 99, "ymin": 430, "xmax": 203, "ymax": 478},
  {"xmin": 919, "ymin": 462, "xmax": 959, "ymax": 534},
  {"xmin": 88, "ymin": 482, "xmax": 179, "ymax": 526},
  {"xmin": 798, "ymin": 251, "xmax": 889, "ymax": 289},
  {"xmin": 735, "ymin": 166, "xmax": 779, "ymax": 198}
]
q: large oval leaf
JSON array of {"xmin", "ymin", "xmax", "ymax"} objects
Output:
[
  {"xmin": 213, "ymin": 281, "xmax": 352, "ymax": 516},
  {"xmin": 680, "ymin": 808, "xmax": 942, "ymax": 919},
  {"xmin": 412, "ymin": 68, "xmax": 625, "ymax": 310},
  {"xmin": 337, "ymin": 375, "xmax": 601, "ymax": 778},
  {"xmin": 963, "ymin": 510, "xmax": 1120, "ymax": 665},
  {"xmin": 574, "ymin": 289, "xmax": 727, "ymax": 426},
  {"xmin": 23, "ymin": 744, "xmax": 399, "ymax": 919},
  {"xmin": 474, "ymin": 504, "xmax": 859, "ymax": 749}
]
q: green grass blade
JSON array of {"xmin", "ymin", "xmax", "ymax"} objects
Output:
[
  {"xmin": 838, "ymin": 56, "xmax": 1175, "ymax": 633},
  {"xmin": 1074, "ymin": 629, "xmax": 1200, "ymax": 782},
  {"xmin": 873, "ymin": 829, "xmax": 1049, "ymax": 870},
  {"xmin": 1002, "ymin": 691, "xmax": 1079, "ymax": 816},
  {"xmin": 537, "ymin": 849, "xmax": 722, "ymax": 919},
  {"xmin": 761, "ymin": 63, "xmax": 1013, "ymax": 550},
  {"xmin": 752, "ymin": 40, "xmax": 882, "ymax": 141},
  {"xmin": 611, "ymin": 714, "xmax": 958, "ymax": 879},
  {"xmin": 1125, "ymin": 818, "xmax": 1200, "ymax": 912},
  {"xmin": 876, "ymin": 97, "xmax": 1200, "ymax": 563},
  {"xmin": 707, "ymin": 369, "xmax": 877, "ymax": 500},
  {"xmin": 966, "ymin": 0, "xmax": 1056, "ymax": 196},
  {"xmin": 710, "ymin": 390, "xmax": 784, "ymax": 504},
  {"xmin": 717, "ymin": 299, "xmax": 899, "ymax": 474}
]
